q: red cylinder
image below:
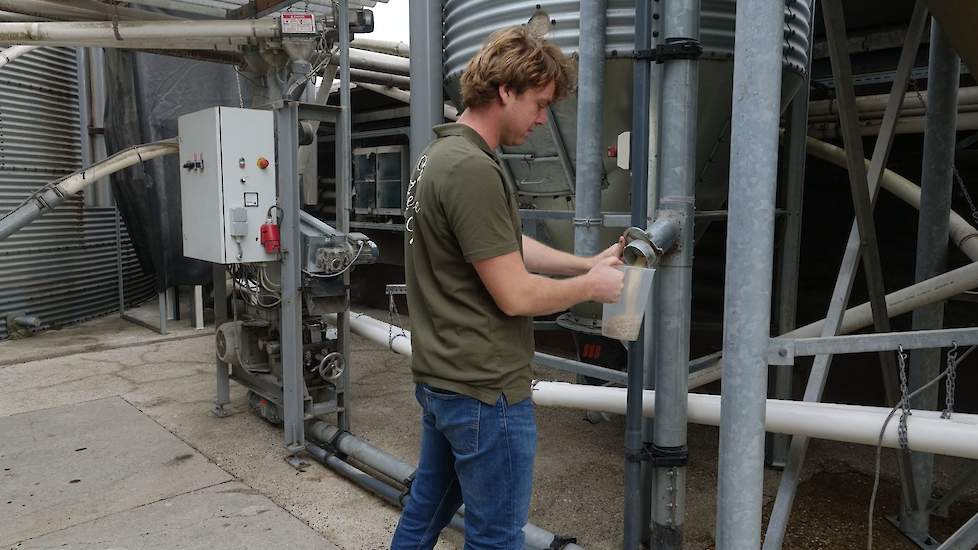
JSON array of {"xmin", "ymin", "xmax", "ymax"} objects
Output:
[{"xmin": 260, "ymin": 223, "xmax": 280, "ymax": 253}]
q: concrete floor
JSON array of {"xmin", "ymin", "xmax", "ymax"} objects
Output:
[{"xmin": 2, "ymin": 304, "xmax": 977, "ymax": 549}]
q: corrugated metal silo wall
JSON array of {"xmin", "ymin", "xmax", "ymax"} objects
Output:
[{"xmin": 0, "ymin": 47, "xmax": 154, "ymax": 341}]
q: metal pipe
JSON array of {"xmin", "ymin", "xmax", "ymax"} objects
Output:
[
  {"xmin": 336, "ymin": 0, "xmax": 353, "ymax": 432},
  {"xmin": 305, "ymin": 426, "xmax": 585, "ymax": 550},
  {"xmin": 350, "ymin": 67, "xmax": 410, "ymax": 89},
  {"xmin": 623, "ymin": 0, "xmax": 648, "ymax": 543},
  {"xmin": 408, "ymin": 0, "xmax": 442, "ymax": 169},
  {"xmin": 572, "ymin": 0, "xmax": 607, "ymax": 259},
  {"xmin": 648, "ymin": 0, "xmax": 699, "ymax": 545},
  {"xmin": 305, "ymin": 442, "xmax": 404, "ymax": 507},
  {"xmin": 531, "ymin": 381, "xmax": 978, "ymax": 460},
  {"xmin": 356, "ymin": 82, "xmax": 459, "ymax": 120},
  {"xmin": 808, "ymin": 86, "xmax": 978, "ymax": 118},
  {"xmin": 0, "ymin": 140, "xmax": 177, "ymax": 241},
  {"xmin": 716, "ymin": 0, "xmax": 783, "ymax": 548},
  {"xmin": 901, "ymin": 19, "xmax": 961, "ymax": 536},
  {"xmin": 307, "ymin": 421, "xmax": 415, "ymax": 485},
  {"xmin": 937, "ymin": 512, "xmax": 978, "ymax": 550},
  {"xmin": 0, "ymin": 20, "xmax": 279, "ymax": 46},
  {"xmin": 0, "ymin": 44, "xmax": 36, "ymax": 69},
  {"xmin": 351, "ymin": 37, "xmax": 410, "ymax": 57},
  {"xmin": 349, "ymin": 47, "xmax": 411, "ymax": 76},
  {"xmin": 771, "ymin": 62, "xmax": 812, "ymax": 468}
]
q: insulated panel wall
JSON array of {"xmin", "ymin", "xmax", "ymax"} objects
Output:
[{"xmin": 0, "ymin": 47, "xmax": 153, "ymax": 340}]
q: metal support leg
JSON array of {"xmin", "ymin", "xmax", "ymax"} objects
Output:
[
  {"xmin": 212, "ymin": 263, "xmax": 231, "ymax": 417},
  {"xmin": 276, "ymin": 101, "xmax": 305, "ymax": 453},
  {"xmin": 932, "ymin": 466, "xmax": 978, "ymax": 518},
  {"xmin": 937, "ymin": 512, "xmax": 978, "ymax": 550},
  {"xmin": 336, "ymin": 0, "xmax": 353, "ymax": 432},
  {"xmin": 192, "ymin": 285, "xmax": 204, "ymax": 329},
  {"xmin": 763, "ymin": 3, "xmax": 930, "ymax": 547},
  {"xmin": 770, "ymin": 6, "xmax": 814, "ymax": 469},
  {"xmin": 715, "ymin": 0, "xmax": 782, "ymax": 547},
  {"xmin": 621, "ymin": 0, "xmax": 646, "ymax": 545},
  {"xmin": 900, "ymin": 19, "xmax": 961, "ymax": 541}
]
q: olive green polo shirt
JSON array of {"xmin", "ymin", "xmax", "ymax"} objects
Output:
[{"xmin": 404, "ymin": 123, "xmax": 534, "ymax": 405}]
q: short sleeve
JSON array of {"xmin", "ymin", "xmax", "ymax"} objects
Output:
[{"xmin": 440, "ymin": 157, "xmax": 520, "ymax": 263}]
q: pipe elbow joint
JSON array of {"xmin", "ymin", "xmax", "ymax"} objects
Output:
[{"xmin": 622, "ymin": 217, "xmax": 681, "ymax": 267}]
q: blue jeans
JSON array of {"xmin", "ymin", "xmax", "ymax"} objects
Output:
[{"xmin": 391, "ymin": 384, "xmax": 537, "ymax": 550}]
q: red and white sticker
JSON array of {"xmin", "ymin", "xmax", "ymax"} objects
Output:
[{"xmin": 281, "ymin": 12, "xmax": 316, "ymax": 34}]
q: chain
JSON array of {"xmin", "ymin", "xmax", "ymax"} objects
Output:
[
  {"xmin": 942, "ymin": 342, "xmax": 959, "ymax": 419},
  {"xmin": 909, "ymin": 78, "xmax": 978, "ymax": 223},
  {"xmin": 896, "ymin": 345, "xmax": 912, "ymax": 453},
  {"xmin": 388, "ymin": 292, "xmax": 408, "ymax": 351}
]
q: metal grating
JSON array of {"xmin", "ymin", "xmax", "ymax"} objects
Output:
[{"xmin": 0, "ymin": 47, "xmax": 154, "ymax": 340}]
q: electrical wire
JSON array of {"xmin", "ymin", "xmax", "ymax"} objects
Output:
[{"xmin": 866, "ymin": 344, "xmax": 976, "ymax": 550}]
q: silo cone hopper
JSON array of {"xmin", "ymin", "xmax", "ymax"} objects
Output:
[{"xmin": 442, "ymin": 0, "xmax": 813, "ymax": 344}]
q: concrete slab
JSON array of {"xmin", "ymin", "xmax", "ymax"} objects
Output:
[
  {"xmin": 0, "ymin": 397, "xmax": 231, "ymax": 547},
  {"xmin": 10, "ymin": 481, "xmax": 336, "ymax": 550}
]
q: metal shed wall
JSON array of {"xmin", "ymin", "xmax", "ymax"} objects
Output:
[{"xmin": 0, "ymin": 46, "xmax": 153, "ymax": 340}]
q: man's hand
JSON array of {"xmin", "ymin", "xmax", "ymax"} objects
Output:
[
  {"xmin": 589, "ymin": 236, "xmax": 626, "ymax": 269},
  {"xmin": 586, "ymin": 255, "xmax": 624, "ymax": 303}
]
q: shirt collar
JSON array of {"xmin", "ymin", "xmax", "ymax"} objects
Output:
[{"xmin": 433, "ymin": 123, "xmax": 496, "ymax": 157}]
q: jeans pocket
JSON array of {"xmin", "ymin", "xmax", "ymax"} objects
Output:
[{"xmin": 428, "ymin": 392, "xmax": 481, "ymax": 455}]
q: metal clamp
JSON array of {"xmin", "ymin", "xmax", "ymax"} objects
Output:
[
  {"xmin": 625, "ymin": 443, "xmax": 689, "ymax": 467},
  {"xmin": 572, "ymin": 217, "xmax": 603, "ymax": 228},
  {"xmin": 632, "ymin": 37, "xmax": 704, "ymax": 64}
]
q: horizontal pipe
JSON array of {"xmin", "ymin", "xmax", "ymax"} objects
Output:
[
  {"xmin": 353, "ymin": 83, "xmax": 458, "ymax": 121},
  {"xmin": 808, "ymin": 86, "xmax": 978, "ymax": 118},
  {"xmin": 306, "ymin": 425, "xmax": 583, "ymax": 549},
  {"xmin": 351, "ymin": 37, "xmax": 409, "ymax": 58},
  {"xmin": 350, "ymin": 47, "xmax": 410, "ymax": 76},
  {"xmin": 809, "ymin": 111, "xmax": 978, "ymax": 138},
  {"xmin": 350, "ymin": 67, "xmax": 410, "ymax": 89},
  {"xmin": 532, "ymin": 381, "xmax": 978, "ymax": 460},
  {"xmin": 307, "ymin": 421, "xmax": 415, "ymax": 485},
  {"xmin": 0, "ymin": 44, "xmax": 37, "ymax": 69},
  {"xmin": 0, "ymin": 19, "xmax": 279, "ymax": 46}
]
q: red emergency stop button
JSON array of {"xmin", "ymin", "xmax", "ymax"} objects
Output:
[{"xmin": 257, "ymin": 157, "xmax": 270, "ymax": 169}]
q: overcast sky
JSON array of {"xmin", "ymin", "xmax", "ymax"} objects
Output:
[{"xmin": 367, "ymin": 0, "xmax": 410, "ymax": 43}]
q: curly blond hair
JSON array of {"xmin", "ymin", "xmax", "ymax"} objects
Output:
[{"xmin": 460, "ymin": 26, "xmax": 576, "ymax": 110}]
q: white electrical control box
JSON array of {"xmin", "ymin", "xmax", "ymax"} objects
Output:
[{"xmin": 178, "ymin": 107, "xmax": 277, "ymax": 264}]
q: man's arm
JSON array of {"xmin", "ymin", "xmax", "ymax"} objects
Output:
[
  {"xmin": 474, "ymin": 251, "xmax": 623, "ymax": 317},
  {"xmin": 522, "ymin": 235, "xmax": 624, "ymax": 275}
]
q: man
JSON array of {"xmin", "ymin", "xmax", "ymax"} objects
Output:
[{"xmin": 392, "ymin": 26, "xmax": 624, "ymax": 549}]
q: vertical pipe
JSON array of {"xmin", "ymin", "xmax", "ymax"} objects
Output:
[
  {"xmin": 624, "ymin": 0, "xmax": 650, "ymax": 546},
  {"xmin": 649, "ymin": 0, "xmax": 698, "ymax": 547},
  {"xmin": 900, "ymin": 19, "xmax": 960, "ymax": 536},
  {"xmin": 408, "ymin": 0, "xmax": 442, "ymax": 169},
  {"xmin": 715, "ymin": 0, "xmax": 783, "ymax": 547},
  {"xmin": 337, "ymin": 0, "xmax": 353, "ymax": 431},
  {"xmin": 573, "ymin": 0, "xmax": 607, "ymax": 258},
  {"xmin": 77, "ymin": 47, "xmax": 94, "ymax": 207},
  {"xmin": 277, "ymin": 101, "xmax": 305, "ymax": 452},
  {"xmin": 770, "ymin": 43, "xmax": 813, "ymax": 469}
]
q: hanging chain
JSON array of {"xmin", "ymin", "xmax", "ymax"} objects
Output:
[
  {"xmin": 909, "ymin": 78, "xmax": 978, "ymax": 223},
  {"xmin": 388, "ymin": 290, "xmax": 408, "ymax": 351},
  {"xmin": 942, "ymin": 342, "xmax": 959, "ymax": 419},
  {"xmin": 897, "ymin": 345, "xmax": 913, "ymax": 453}
]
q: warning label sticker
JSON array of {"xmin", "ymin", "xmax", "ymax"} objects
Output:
[{"xmin": 281, "ymin": 12, "xmax": 316, "ymax": 34}]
